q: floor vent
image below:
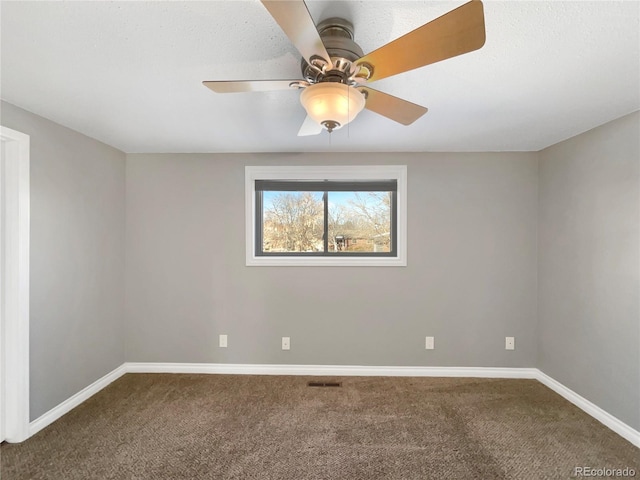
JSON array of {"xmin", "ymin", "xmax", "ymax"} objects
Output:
[{"xmin": 307, "ymin": 381, "xmax": 342, "ymax": 388}]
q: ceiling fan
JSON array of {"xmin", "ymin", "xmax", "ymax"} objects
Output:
[{"xmin": 203, "ymin": 0, "xmax": 486, "ymax": 136}]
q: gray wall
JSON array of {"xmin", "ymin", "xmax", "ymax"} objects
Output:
[
  {"xmin": 538, "ymin": 111, "xmax": 640, "ymax": 430},
  {"xmin": 1, "ymin": 101, "xmax": 126, "ymax": 421},
  {"xmin": 125, "ymin": 152, "xmax": 539, "ymax": 367}
]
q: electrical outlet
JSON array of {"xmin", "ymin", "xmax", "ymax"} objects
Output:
[
  {"xmin": 219, "ymin": 334, "xmax": 228, "ymax": 348},
  {"xmin": 282, "ymin": 336, "xmax": 290, "ymax": 350},
  {"xmin": 425, "ymin": 336, "xmax": 435, "ymax": 350},
  {"xmin": 505, "ymin": 336, "xmax": 515, "ymax": 350}
]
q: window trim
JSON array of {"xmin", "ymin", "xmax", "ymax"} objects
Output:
[{"xmin": 245, "ymin": 165, "xmax": 407, "ymax": 266}]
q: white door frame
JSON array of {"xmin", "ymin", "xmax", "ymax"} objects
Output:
[{"xmin": 0, "ymin": 126, "xmax": 30, "ymax": 443}]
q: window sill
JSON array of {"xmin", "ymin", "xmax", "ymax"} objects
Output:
[{"xmin": 246, "ymin": 256, "xmax": 407, "ymax": 267}]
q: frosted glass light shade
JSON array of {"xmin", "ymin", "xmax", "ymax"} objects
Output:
[{"xmin": 300, "ymin": 83, "xmax": 366, "ymax": 131}]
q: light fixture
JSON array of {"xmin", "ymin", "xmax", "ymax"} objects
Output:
[{"xmin": 300, "ymin": 82, "xmax": 366, "ymax": 133}]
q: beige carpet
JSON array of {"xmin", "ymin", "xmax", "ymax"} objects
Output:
[{"xmin": 1, "ymin": 374, "xmax": 638, "ymax": 479}]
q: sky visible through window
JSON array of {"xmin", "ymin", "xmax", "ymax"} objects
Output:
[{"xmin": 263, "ymin": 191, "xmax": 359, "ymax": 209}]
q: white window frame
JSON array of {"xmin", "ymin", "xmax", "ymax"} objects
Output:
[{"xmin": 245, "ymin": 165, "xmax": 407, "ymax": 267}]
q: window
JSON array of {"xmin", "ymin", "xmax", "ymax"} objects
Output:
[{"xmin": 246, "ymin": 166, "xmax": 407, "ymax": 266}]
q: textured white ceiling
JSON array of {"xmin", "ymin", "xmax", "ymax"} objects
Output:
[{"xmin": 1, "ymin": 1, "xmax": 638, "ymax": 153}]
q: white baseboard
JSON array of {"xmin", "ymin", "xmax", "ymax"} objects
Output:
[
  {"xmin": 536, "ymin": 370, "xmax": 640, "ymax": 448},
  {"xmin": 28, "ymin": 364, "xmax": 127, "ymax": 437},
  {"xmin": 124, "ymin": 362, "xmax": 539, "ymax": 379},
  {"xmin": 25, "ymin": 362, "xmax": 639, "ymax": 449}
]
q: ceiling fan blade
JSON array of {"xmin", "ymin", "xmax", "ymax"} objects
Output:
[
  {"xmin": 203, "ymin": 80, "xmax": 301, "ymax": 93},
  {"xmin": 357, "ymin": 0, "xmax": 485, "ymax": 83},
  {"xmin": 297, "ymin": 115, "xmax": 323, "ymax": 136},
  {"xmin": 261, "ymin": 1, "xmax": 331, "ymax": 66},
  {"xmin": 360, "ymin": 87, "xmax": 428, "ymax": 125}
]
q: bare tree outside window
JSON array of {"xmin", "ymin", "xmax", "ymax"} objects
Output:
[
  {"xmin": 263, "ymin": 190, "xmax": 392, "ymax": 254},
  {"xmin": 263, "ymin": 192, "xmax": 323, "ymax": 252},
  {"xmin": 340, "ymin": 192, "xmax": 391, "ymax": 252},
  {"xmin": 328, "ymin": 201, "xmax": 349, "ymax": 252}
]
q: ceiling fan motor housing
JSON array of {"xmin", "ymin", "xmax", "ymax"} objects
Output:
[
  {"xmin": 298, "ymin": 17, "xmax": 370, "ymax": 132},
  {"xmin": 301, "ymin": 17, "xmax": 366, "ymax": 85}
]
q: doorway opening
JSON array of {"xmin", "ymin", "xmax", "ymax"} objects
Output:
[{"xmin": 0, "ymin": 126, "xmax": 30, "ymax": 443}]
